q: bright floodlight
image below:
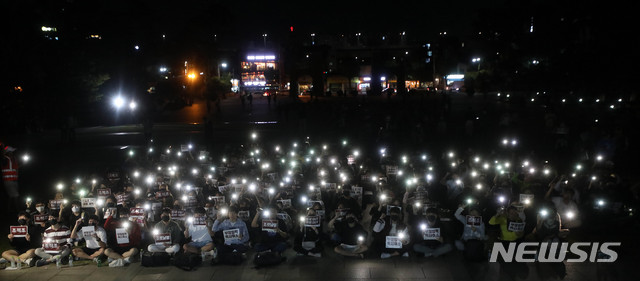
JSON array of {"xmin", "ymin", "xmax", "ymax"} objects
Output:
[{"xmin": 113, "ymin": 96, "xmax": 125, "ymax": 109}]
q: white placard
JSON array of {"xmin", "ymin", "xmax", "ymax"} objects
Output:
[
  {"xmin": 116, "ymin": 228, "xmax": 129, "ymax": 244},
  {"xmin": 81, "ymin": 198, "xmax": 96, "ymax": 208},
  {"xmin": 422, "ymin": 228, "xmax": 441, "ymax": 240},
  {"xmin": 262, "ymin": 219, "xmax": 278, "ymax": 232},
  {"xmin": 519, "ymin": 193, "xmax": 534, "ymax": 204},
  {"xmin": 385, "ymin": 236, "xmax": 402, "ymax": 249},
  {"xmin": 508, "ymin": 222, "xmax": 525, "ymax": 232},
  {"xmin": 223, "ymin": 228, "xmax": 240, "ymax": 243},
  {"xmin": 154, "ymin": 233, "xmax": 171, "ymax": 244},
  {"xmin": 82, "ymin": 226, "xmax": 96, "ymax": 239},
  {"xmin": 304, "ymin": 216, "xmax": 321, "ymax": 227}
]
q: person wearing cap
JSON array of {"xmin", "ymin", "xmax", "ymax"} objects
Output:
[
  {"xmin": 183, "ymin": 207, "xmax": 215, "ymax": 255},
  {"xmin": 1, "ymin": 145, "xmax": 20, "ymax": 211}
]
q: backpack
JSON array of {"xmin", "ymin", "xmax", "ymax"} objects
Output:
[
  {"xmin": 141, "ymin": 252, "xmax": 171, "ymax": 267},
  {"xmin": 173, "ymin": 252, "xmax": 202, "ymax": 271},
  {"xmin": 253, "ymin": 251, "xmax": 285, "ymax": 268}
]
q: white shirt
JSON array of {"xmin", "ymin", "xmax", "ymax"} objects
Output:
[{"xmin": 77, "ymin": 226, "xmax": 108, "ymax": 249}]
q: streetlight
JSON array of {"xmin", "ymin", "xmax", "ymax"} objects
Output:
[
  {"xmin": 262, "ymin": 33, "xmax": 268, "ymax": 47},
  {"xmin": 218, "ymin": 62, "xmax": 228, "ymax": 78}
]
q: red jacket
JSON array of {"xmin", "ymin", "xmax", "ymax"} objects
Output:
[
  {"xmin": 104, "ymin": 216, "xmax": 141, "ymax": 248},
  {"xmin": 2, "ymin": 155, "xmax": 18, "ymax": 181}
]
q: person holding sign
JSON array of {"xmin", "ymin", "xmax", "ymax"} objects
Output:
[
  {"xmin": 70, "ymin": 215, "xmax": 108, "ymax": 263},
  {"xmin": 212, "ymin": 206, "xmax": 251, "ymax": 258},
  {"xmin": 489, "ymin": 205, "xmax": 525, "ymax": 243},
  {"xmin": 251, "ymin": 207, "xmax": 288, "ymax": 255},
  {"xmin": 373, "ymin": 207, "xmax": 411, "ymax": 258},
  {"xmin": 332, "ymin": 211, "xmax": 368, "ymax": 258},
  {"xmin": 147, "ymin": 208, "xmax": 182, "ymax": 254},
  {"xmin": 103, "ymin": 211, "xmax": 142, "ymax": 267},
  {"xmin": 60, "ymin": 200, "xmax": 85, "ymax": 229},
  {"xmin": 183, "ymin": 207, "xmax": 215, "ymax": 255},
  {"xmin": 294, "ymin": 208, "xmax": 323, "ymax": 257},
  {"xmin": 2, "ymin": 212, "xmax": 42, "ymax": 268},
  {"xmin": 413, "ymin": 208, "xmax": 453, "ymax": 258},
  {"xmin": 34, "ymin": 214, "xmax": 71, "ymax": 267},
  {"xmin": 453, "ymin": 203, "xmax": 486, "ymax": 251}
]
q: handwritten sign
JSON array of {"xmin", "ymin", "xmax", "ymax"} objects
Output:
[
  {"xmin": 171, "ymin": 210, "xmax": 186, "ymax": 220},
  {"xmin": 82, "ymin": 226, "xmax": 96, "ymax": 239},
  {"xmin": 304, "ymin": 216, "xmax": 321, "ymax": 227},
  {"xmin": 97, "ymin": 188, "xmax": 112, "ymax": 198},
  {"xmin": 508, "ymin": 222, "xmax": 525, "ymax": 232},
  {"xmin": 116, "ymin": 193, "xmax": 129, "ymax": 205},
  {"xmin": 466, "ymin": 216, "xmax": 482, "ymax": 226},
  {"xmin": 49, "ymin": 200, "xmax": 62, "ymax": 210},
  {"xmin": 116, "ymin": 228, "xmax": 129, "ymax": 244},
  {"xmin": 81, "ymin": 198, "xmax": 96, "ymax": 208},
  {"xmin": 277, "ymin": 199, "xmax": 292, "ymax": 209},
  {"xmin": 10, "ymin": 226, "xmax": 28, "ymax": 238},
  {"xmin": 223, "ymin": 229, "xmax": 240, "ymax": 243},
  {"xmin": 262, "ymin": 219, "xmax": 278, "ymax": 232},
  {"xmin": 422, "ymin": 228, "xmax": 441, "ymax": 240},
  {"xmin": 154, "ymin": 233, "xmax": 171, "ymax": 244},
  {"xmin": 385, "ymin": 236, "xmax": 402, "ymax": 249},
  {"xmin": 34, "ymin": 214, "xmax": 48, "ymax": 224}
]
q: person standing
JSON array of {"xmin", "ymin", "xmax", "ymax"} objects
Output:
[{"xmin": 1, "ymin": 145, "xmax": 20, "ymax": 211}]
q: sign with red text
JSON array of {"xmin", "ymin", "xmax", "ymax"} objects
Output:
[
  {"xmin": 10, "ymin": 226, "xmax": 27, "ymax": 238},
  {"xmin": 466, "ymin": 216, "xmax": 482, "ymax": 226},
  {"xmin": 261, "ymin": 219, "xmax": 278, "ymax": 232},
  {"xmin": 97, "ymin": 188, "xmax": 112, "ymax": 198},
  {"xmin": 156, "ymin": 190, "xmax": 171, "ymax": 199},
  {"xmin": 34, "ymin": 214, "xmax": 48, "ymax": 224},
  {"xmin": 154, "ymin": 233, "xmax": 171, "ymax": 244}
]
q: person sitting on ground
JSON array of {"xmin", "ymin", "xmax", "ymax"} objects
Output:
[
  {"xmin": 148, "ymin": 208, "xmax": 183, "ymax": 254},
  {"xmin": 212, "ymin": 206, "xmax": 251, "ymax": 254},
  {"xmin": 413, "ymin": 208, "xmax": 453, "ymax": 258},
  {"xmin": 546, "ymin": 185, "xmax": 582, "ymax": 229},
  {"xmin": 34, "ymin": 214, "xmax": 72, "ymax": 267},
  {"xmin": 373, "ymin": 207, "xmax": 411, "ymax": 258},
  {"xmin": 251, "ymin": 207, "xmax": 289, "ymax": 255},
  {"xmin": 183, "ymin": 207, "xmax": 215, "ymax": 256},
  {"xmin": 294, "ymin": 208, "xmax": 323, "ymax": 257},
  {"xmin": 70, "ymin": 214, "xmax": 108, "ymax": 264},
  {"xmin": 453, "ymin": 203, "xmax": 486, "ymax": 250},
  {"xmin": 332, "ymin": 211, "xmax": 368, "ymax": 258},
  {"xmin": 104, "ymin": 211, "xmax": 142, "ymax": 267},
  {"xmin": 2, "ymin": 212, "xmax": 42, "ymax": 268}
]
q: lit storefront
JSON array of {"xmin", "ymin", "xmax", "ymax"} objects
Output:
[{"xmin": 241, "ymin": 55, "xmax": 278, "ymax": 93}]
